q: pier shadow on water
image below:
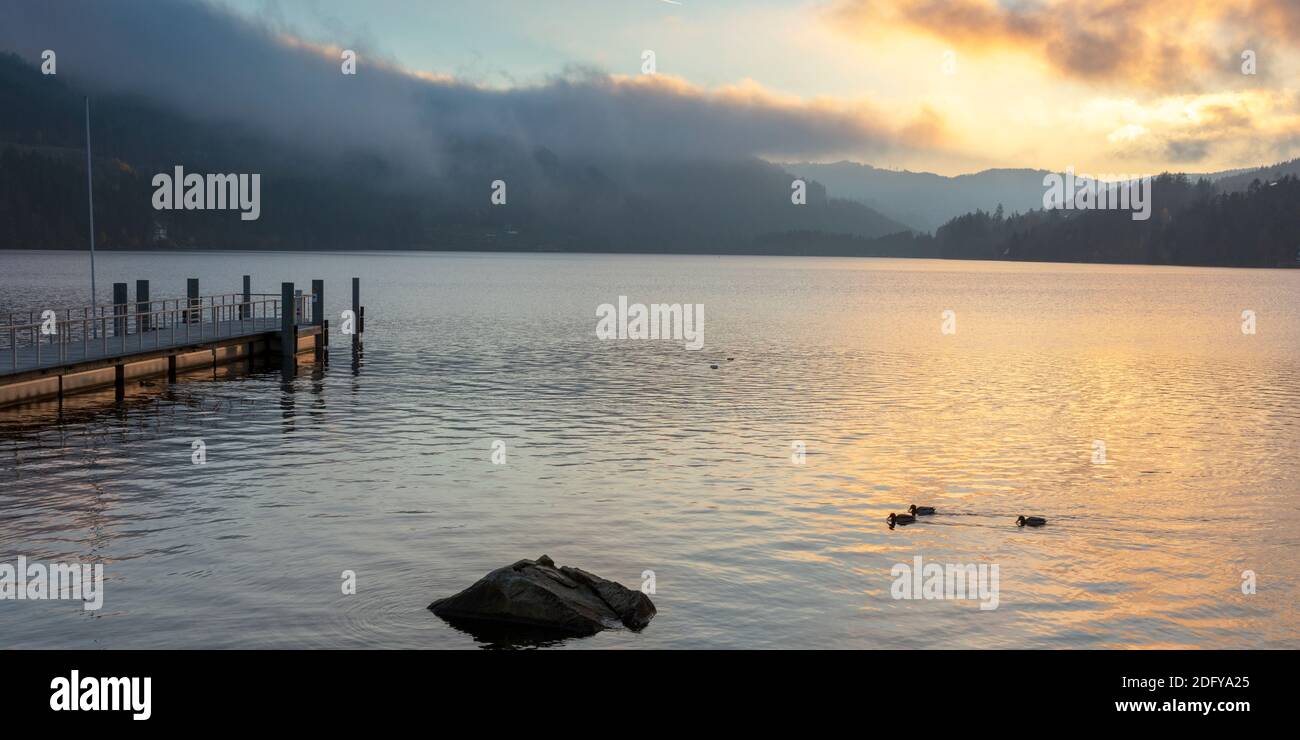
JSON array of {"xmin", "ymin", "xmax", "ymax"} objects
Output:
[{"xmin": 0, "ymin": 352, "xmax": 327, "ymax": 435}]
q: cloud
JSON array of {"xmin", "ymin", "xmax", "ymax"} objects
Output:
[
  {"xmin": 1094, "ymin": 89, "xmax": 1300, "ymax": 165},
  {"xmin": 829, "ymin": 0, "xmax": 1298, "ymax": 93},
  {"xmin": 0, "ymin": 0, "xmax": 933, "ymax": 170}
]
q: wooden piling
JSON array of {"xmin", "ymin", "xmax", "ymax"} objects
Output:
[
  {"xmin": 280, "ymin": 282, "xmax": 295, "ymax": 356},
  {"xmin": 136, "ymin": 279, "xmax": 150, "ymax": 333},
  {"xmin": 113, "ymin": 283, "xmax": 128, "ymax": 339},
  {"xmin": 312, "ymin": 279, "xmax": 325, "ymax": 358},
  {"xmin": 187, "ymin": 278, "xmax": 199, "ymax": 323},
  {"xmin": 351, "ymin": 277, "xmax": 361, "ymax": 344},
  {"xmin": 312, "ymin": 280, "xmax": 324, "ymax": 328}
]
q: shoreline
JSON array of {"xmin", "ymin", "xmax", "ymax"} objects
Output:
[{"xmin": 2, "ymin": 247, "xmax": 1297, "ymax": 271}]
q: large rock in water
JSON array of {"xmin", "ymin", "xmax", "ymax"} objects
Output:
[{"xmin": 429, "ymin": 555, "xmax": 656, "ymax": 636}]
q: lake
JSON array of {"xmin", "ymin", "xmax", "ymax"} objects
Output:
[{"xmin": 1, "ymin": 250, "xmax": 1297, "ymax": 648}]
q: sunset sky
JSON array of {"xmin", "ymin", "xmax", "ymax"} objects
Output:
[
  {"xmin": 211, "ymin": 0, "xmax": 1300, "ymax": 176},
  {"xmin": 3, "ymin": 0, "xmax": 1296, "ymax": 178}
]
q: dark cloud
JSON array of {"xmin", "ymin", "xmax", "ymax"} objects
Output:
[
  {"xmin": 1165, "ymin": 138, "xmax": 1211, "ymax": 162},
  {"xmin": 0, "ymin": 0, "xmax": 926, "ymax": 172}
]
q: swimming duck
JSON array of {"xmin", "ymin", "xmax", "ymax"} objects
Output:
[
  {"xmin": 908, "ymin": 505, "xmax": 936, "ymax": 516},
  {"xmin": 887, "ymin": 512, "xmax": 916, "ymax": 526},
  {"xmin": 1016, "ymin": 516, "xmax": 1047, "ymax": 527}
]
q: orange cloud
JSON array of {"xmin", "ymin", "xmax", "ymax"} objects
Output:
[
  {"xmin": 1092, "ymin": 89, "xmax": 1300, "ymax": 164},
  {"xmin": 829, "ymin": 0, "xmax": 1294, "ymax": 92}
]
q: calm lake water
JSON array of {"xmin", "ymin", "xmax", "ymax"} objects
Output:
[{"xmin": 1, "ymin": 250, "xmax": 1297, "ymax": 649}]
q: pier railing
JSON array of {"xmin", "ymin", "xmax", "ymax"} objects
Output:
[{"xmin": 1, "ymin": 292, "xmax": 315, "ymax": 372}]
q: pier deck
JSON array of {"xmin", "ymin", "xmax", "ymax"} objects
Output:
[
  {"xmin": 0, "ymin": 276, "xmax": 359, "ymax": 409},
  {"xmin": 2, "ymin": 316, "xmax": 284, "ymax": 377}
]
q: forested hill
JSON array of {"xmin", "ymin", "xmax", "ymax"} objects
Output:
[
  {"xmin": 0, "ymin": 53, "xmax": 907, "ymax": 253},
  {"xmin": 928, "ymin": 174, "xmax": 1300, "ymax": 267},
  {"xmin": 755, "ymin": 174, "xmax": 1300, "ymax": 268}
]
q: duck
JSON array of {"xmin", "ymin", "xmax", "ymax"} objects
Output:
[
  {"xmin": 908, "ymin": 505, "xmax": 936, "ymax": 516},
  {"xmin": 1016, "ymin": 515, "xmax": 1047, "ymax": 527},
  {"xmin": 887, "ymin": 512, "xmax": 916, "ymax": 526}
]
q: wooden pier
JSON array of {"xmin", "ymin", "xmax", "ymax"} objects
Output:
[{"xmin": 0, "ymin": 276, "xmax": 363, "ymax": 409}]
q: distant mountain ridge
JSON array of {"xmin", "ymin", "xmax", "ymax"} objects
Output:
[
  {"xmin": 787, "ymin": 159, "xmax": 1295, "ymax": 232},
  {"xmin": 1211, "ymin": 158, "xmax": 1300, "ymax": 193},
  {"xmin": 784, "ymin": 161, "xmax": 1051, "ymax": 231}
]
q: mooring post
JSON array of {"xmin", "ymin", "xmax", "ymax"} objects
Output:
[
  {"xmin": 187, "ymin": 278, "xmax": 199, "ymax": 324},
  {"xmin": 351, "ymin": 277, "xmax": 361, "ymax": 346},
  {"xmin": 136, "ymin": 279, "xmax": 150, "ymax": 333},
  {"xmin": 312, "ymin": 279, "xmax": 325, "ymax": 358},
  {"xmin": 311, "ymin": 280, "xmax": 324, "ymax": 328},
  {"xmin": 241, "ymin": 275, "xmax": 251, "ymax": 320},
  {"xmin": 113, "ymin": 282, "xmax": 128, "ymax": 340},
  {"xmin": 280, "ymin": 282, "xmax": 295, "ymax": 357}
]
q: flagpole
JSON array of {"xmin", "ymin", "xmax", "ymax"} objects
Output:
[{"xmin": 84, "ymin": 96, "xmax": 97, "ymax": 330}]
